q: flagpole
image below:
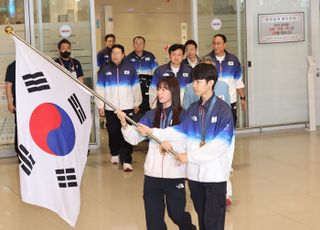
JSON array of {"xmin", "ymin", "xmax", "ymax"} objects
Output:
[{"xmin": 5, "ymin": 26, "xmax": 178, "ymax": 156}]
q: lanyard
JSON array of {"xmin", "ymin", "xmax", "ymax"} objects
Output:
[
  {"xmin": 59, "ymin": 58, "xmax": 75, "ymax": 73},
  {"xmin": 160, "ymin": 109, "xmax": 173, "ymax": 128},
  {"xmin": 198, "ymin": 95, "xmax": 217, "ymax": 142}
]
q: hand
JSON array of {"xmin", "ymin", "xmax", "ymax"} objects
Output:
[
  {"xmin": 160, "ymin": 141, "xmax": 173, "ymax": 155},
  {"xmin": 115, "ymin": 110, "xmax": 127, "ymax": 127},
  {"xmin": 175, "ymin": 153, "xmax": 188, "ymax": 164},
  {"xmin": 133, "ymin": 106, "xmax": 140, "ymax": 114},
  {"xmin": 136, "ymin": 124, "xmax": 151, "ymax": 136},
  {"xmin": 7, "ymin": 102, "xmax": 15, "ymax": 113},
  {"xmin": 99, "ymin": 108, "xmax": 105, "ymax": 117},
  {"xmin": 240, "ymin": 99, "xmax": 246, "ymax": 111}
]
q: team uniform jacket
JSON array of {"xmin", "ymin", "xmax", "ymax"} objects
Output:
[
  {"xmin": 122, "ymin": 107, "xmax": 187, "ymax": 178},
  {"xmin": 182, "ymin": 80, "xmax": 230, "ymax": 110},
  {"xmin": 125, "ymin": 50, "xmax": 158, "ymax": 76},
  {"xmin": 97, "ymin": 47, "xmax": 112, "ymax": 67},
  {"xmin": 96, "ymin": 61, "xmax": 142, "ymax": 111},
  {"xmin": 207, "ymin": 50, "xmax": 244, "ymax": 103},
  {"xmin": 182, "ymin": 56, "xmax": 201, "ymax": 68},
  {"xmin": 149, "ymin": 63, "xmax": 192, "ymax": 107},
  {"xmin": 153, "ymin": 95, "xmax": 235, "ymax": 183}
]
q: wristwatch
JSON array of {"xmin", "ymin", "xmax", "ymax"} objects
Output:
[{"xmin": 240, "ymin": 96, "xmax": 246, "ymax": 100}]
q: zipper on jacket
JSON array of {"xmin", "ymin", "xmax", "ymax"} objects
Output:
[
  {"xmin": 117, "ymin": 67, "xmax": 120, "ymax": 108},
  {"xmin": 161, "ymin": 155, "xmax": 164, "ymax": 178}
]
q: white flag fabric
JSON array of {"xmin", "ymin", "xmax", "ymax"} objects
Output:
[{"xmin": 14, "ymin": 37, "xmax": 92, "ymax": 227}]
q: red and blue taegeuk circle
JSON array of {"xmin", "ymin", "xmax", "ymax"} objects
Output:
[{"xmin": 29, "ymin": 103, "xmax": 76, "ymax": 156}]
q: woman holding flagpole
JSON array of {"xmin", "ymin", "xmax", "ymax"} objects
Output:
[{"xmin": 116, "ymin": 76, "xmax": 196, "ymax": 230}]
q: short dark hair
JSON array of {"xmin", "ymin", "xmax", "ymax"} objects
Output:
[
  {"xmin": 133, "ymin": 36, "xmax": 145, "ymax": 43},
  {"xmin": 213, "ymin": 34, "xmax": 227, "ymax": 43},
  {"xmin": 111, "ymin": 44, "xmax": 125, "ymax": 54},
  {"xmin": 105, "ymin": 34, "xmax": 116, "ymax": 41},
  {"xmin": 192, "ymin": 63, "xmax": 218, "ymax": 88},
  {"xmin": 184, "ymin": 39, "xmax": 198, "ymax": 49},
  {"xmin": 168, "ymin": 44, "xmax": 185, "ymax": 55},
  {"xmin": 58, "ymin": 39, "xmax": 71, "ymax": 49}
]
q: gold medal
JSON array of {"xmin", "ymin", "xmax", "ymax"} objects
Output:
[{"xmin": 200, "ymin": 141, "xmax": 206, "ymax": 147}]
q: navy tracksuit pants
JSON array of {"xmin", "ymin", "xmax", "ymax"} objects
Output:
[
  {"xmin": 188, "ymin": 180, "xmax": 226, "ymax": 230},
  {"xmin": 143, "ymin": 176, "xmax": 195, "ymax": 230},
  {"xmin": 105, "ymin": 109, "xmax": 133, "ymax": 164}
]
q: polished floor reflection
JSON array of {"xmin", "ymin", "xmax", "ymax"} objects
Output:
[{"xmin": 0, "ymin": 129, "xmax": 320, "ymax": 229}]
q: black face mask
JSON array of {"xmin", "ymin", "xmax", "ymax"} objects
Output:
[{"xmin": 60, "ymin": 51, "xmax": 71, "ymax": 59}]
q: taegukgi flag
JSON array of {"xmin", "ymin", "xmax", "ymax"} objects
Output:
[{"xmin": 14, "ymin": 37, "xmax": 92, "ymax": 227}]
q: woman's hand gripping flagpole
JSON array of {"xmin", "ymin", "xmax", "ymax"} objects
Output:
[{"xmin": 115, "ymin": 110, "xmax": 179, "ymax": 156}]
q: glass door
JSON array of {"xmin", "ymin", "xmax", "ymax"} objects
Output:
[
  {"xmin": 0, "ymin": 0, "xmax": 25, "ymax": 157},
  {"xmin": 32, "ymin": 0, "xmax": 98, "ymax": 144},
  {"xmin": 195, "ymin": 0, "xmax": 247, "ymax": 128},
  {"xmin": 0, "ymin": 0, "xmax": 98, "ymax": 157}
]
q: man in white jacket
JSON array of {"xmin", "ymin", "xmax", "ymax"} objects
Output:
[{"xmin": 139, "ymin": 63, "xmax": 235, "ymax": 230}]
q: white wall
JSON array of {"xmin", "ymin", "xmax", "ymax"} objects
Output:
[{"xmin": 247, "ymin": 0, "xmax": 311, "ymax": 126}]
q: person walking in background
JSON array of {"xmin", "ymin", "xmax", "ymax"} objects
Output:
[
  {"xmin": 55, "ymin": 39, "xmax": 84, "ymax": 83},
  {"xmin": 182, "ymin": 56, "xmax": 230, "ymax": 110},
  {"xmin": 206, "ymin": 34, "xmax": 246, "ymax": 126},
  {"xmin": 125, "ymin": 36, "xmax": 158, "ymax": 112},
  {"xmin": 116, "ymin": 76, "xmax": 196, "ymax": 230},
  {"xmin": 5, "ymin": 60, "xmax": 20, "ymax": 155},
  {"xmin": 182, "ymin": 39, "xmax": 200, "ymax": 68},
  {"xmin": 96, "ymin": 44, "xmax": 142, "ymax": 172},
  {"xmin": 97, "ymin": 34, "xmax": 116, "ymax": 68},
  {"xmin": 149, "ymin": 44, "xmax": 192, "ymax": 108}
]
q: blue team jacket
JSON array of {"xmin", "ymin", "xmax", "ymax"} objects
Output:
[
  {"xmin": 96, "ymin": 61, "xmax": 142, "ymax": 110},
  {"xmin": 125, "ymin": 50, "xmax": 158, "ymax": 76},
  {"xmin": 153, "ymin": 95, "xmax": 235, "ymax": 182},
  {"xmin": 148, "ymin": 62, "xmax": 192, "ymax": 107},
  {"xmin": 206, "ymin": 50, "xmax": 244, "ymax": 103}
]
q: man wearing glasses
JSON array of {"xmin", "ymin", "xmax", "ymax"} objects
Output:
[{"xmin": 207, "ymin": 34, "xmax": 246, "ymax": 126}]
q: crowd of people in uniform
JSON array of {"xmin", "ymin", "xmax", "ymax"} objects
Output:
[
  {"xmin": 5, "ymin": 33, "xmax": 246, "ymax": 230},
  {"xmin": 95, "ymin": 33, "xmax": 246, "ymax": 230}
]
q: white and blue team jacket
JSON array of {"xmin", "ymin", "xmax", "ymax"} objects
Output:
[
  {"xmin": 96, "ymin": 61, "xmax": 142, "ymax": 111},
  {"xmin": 122, "ymin": 107, "xmax": 187, "ymax": 179},
  {"xmin": 207, "ymin": 50, "xmax": 244, "ymax": 104},
  {"xmin": 148, "ymin": 63, "xmax": 192, "ymax": 108},
  {"xmin": 153, "ymin": 95, "xmax": 235, "ymax": 183},
  {"xmin": 125, "ymin": 50, "xmax": 158, "ymax": 76}
]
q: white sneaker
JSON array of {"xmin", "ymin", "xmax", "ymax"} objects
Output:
[
  {"xmin": 123, "ymin": 163, "xmax": 133, "ymax": 172},
  {"xmin": 111, "ymin": 155, "xmax": 119, "ymax": 164}
]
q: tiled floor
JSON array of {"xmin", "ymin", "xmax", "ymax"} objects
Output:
[{"xmin": 0, "ymin": 128, "xmax": 320, "ymax": 229}]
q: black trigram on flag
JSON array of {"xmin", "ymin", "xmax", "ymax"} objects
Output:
[
  {"xmin": 55, "ymin": 168, "xmax": 78, "ymax": 188},
  {"xmin": 68, "ymin": 93, "xmax": 87, "ymax": 124},
  {"xmin": 22, "ymin": 72, "xmax": 50, "ymax": 93},
  {"xmin": 18, "ymin": 144, "xmax": 36, "ymax": 176}
]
